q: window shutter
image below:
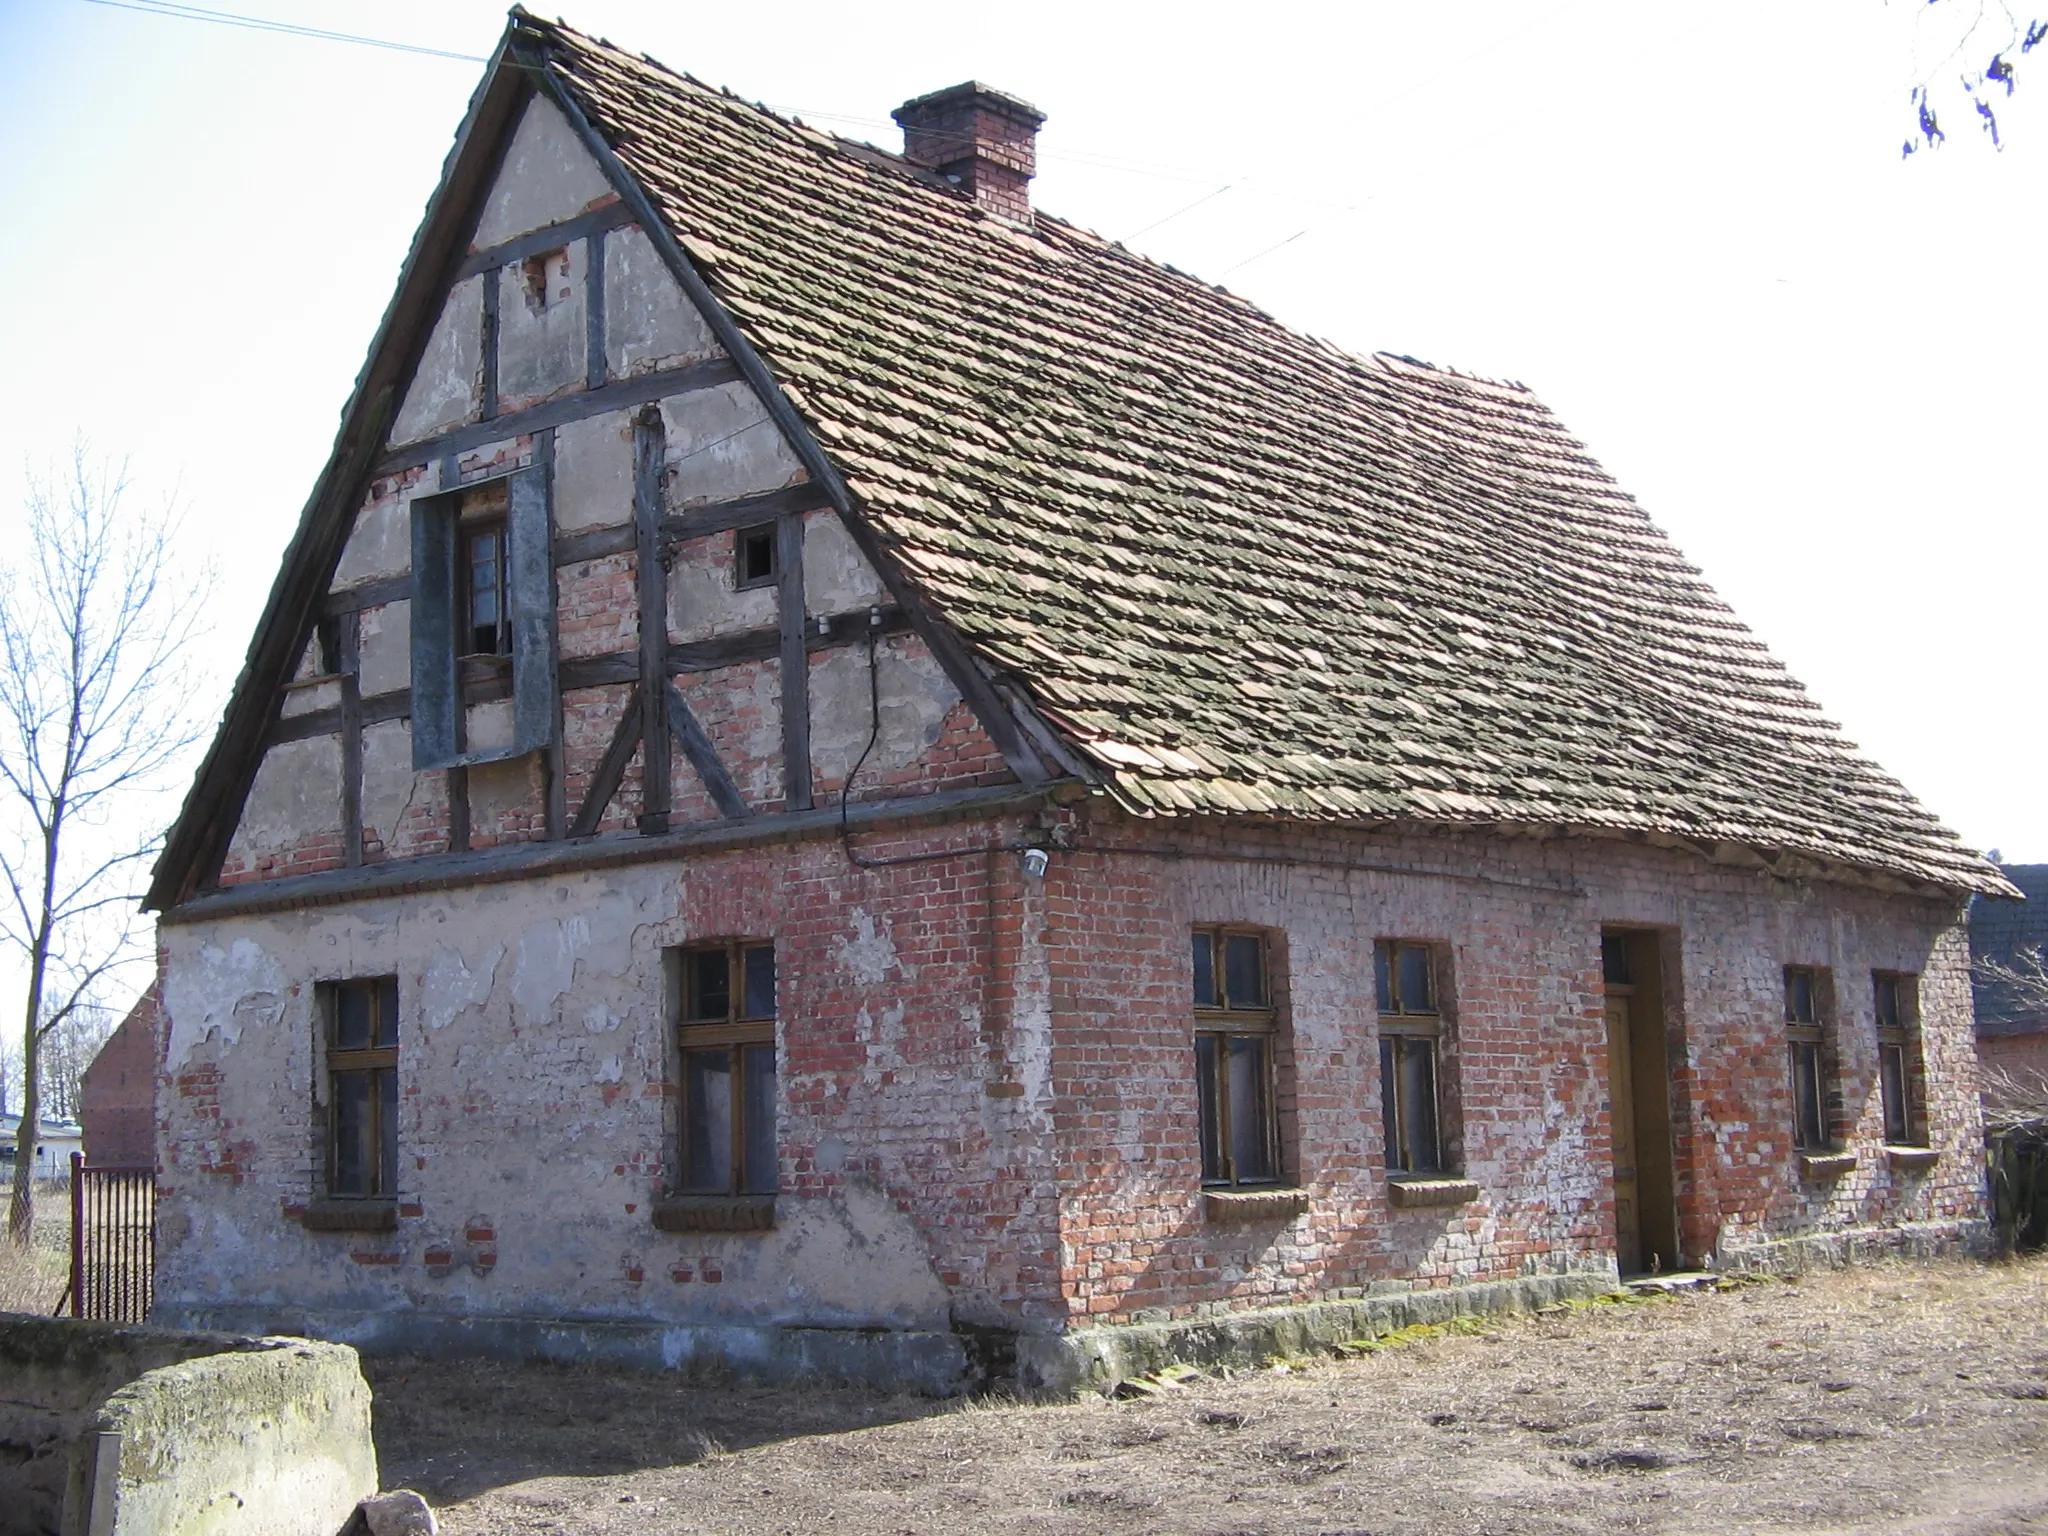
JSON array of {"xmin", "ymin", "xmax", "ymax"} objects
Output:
[
  {"xmin": 505, "ymin": 463, "xmax": 558, "ymax": 757},
  {"xmin": 408, "ymin": 465, "xmax": 558, "ymax": 771},
  {"xmin": 409, "ymin": 494, "xmax": 459, "ymax": 769}
]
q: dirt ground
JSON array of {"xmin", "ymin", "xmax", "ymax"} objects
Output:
[{"xmin": 370, "ymin": 1256, "xmax": 2048, "ymax": 1536}]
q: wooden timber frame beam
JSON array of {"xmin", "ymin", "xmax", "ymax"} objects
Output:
[
  {"xmin": 633, "ymin": 407, "xmax": 672, "ymax": 833},
  {"xmin": 524, "ymin": 46, "xmax": 1055, "ymax": 794},
  {"xmin": 269, "ymin": 607, "xmax": 913, "ymax": 747}
]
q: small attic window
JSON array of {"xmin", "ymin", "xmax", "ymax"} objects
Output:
[
  {"xmin": 735, "ymin": 524, "xmax": 778, "ymax": 590},
  {"xmin": 520, "ymin": 249, "xmax": 567, "ymax": 314},
  {"xmin": 315, "ymin": 616, "xmax": 343, "ymax": 677}
]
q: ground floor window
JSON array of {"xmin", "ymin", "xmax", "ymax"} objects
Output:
[
  {"xmin": 1376, "ymin": 940, "xmax": 1445, "ymax": 1174},
  {"xmin": 323, "ymin": 977, "xmax": 399, "ymax": 1199},
  {"xmin": 1874, "ymin": 972, "xmax": 1922, "ymax": 1145},
  {"xmin": 1193, "ymin": 926, "xmax": 1281, "ymax": 1186},
  {"xmin": 677, "ymin": 942, "xmax": 778, "ymax": 1195},
  {"xmin": 1785, "ymin": 965, "xmax": 1834, "ymax": 1151}
]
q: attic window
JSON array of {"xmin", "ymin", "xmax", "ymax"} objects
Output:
[
  {"xmin": 735, "ymin": 524, "xmax": 778, "ymax": 590},
  {"xmin": 520, "ymin": 249, "xmax": 567, "ymax": 314}
]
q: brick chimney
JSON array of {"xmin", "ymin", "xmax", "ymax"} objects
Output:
[{"xmin": 893, "ymin": 82, "xmax": 1046, "ymax": 224}]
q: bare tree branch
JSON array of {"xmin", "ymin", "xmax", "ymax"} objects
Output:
[{"xmin": 4, "ymin": 446, "xmax": 213, "ymax": 1243}]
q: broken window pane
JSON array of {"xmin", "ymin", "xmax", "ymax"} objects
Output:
[{"xmin": 1398, "ymin": 1037, "xmax": 1440, "ymax": 1173}]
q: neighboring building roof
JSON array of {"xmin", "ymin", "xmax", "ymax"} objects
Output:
[
  {"xmin": 146, "ymin": 12, "xmax": 2013, "ymax": 905},
  {"xmin": 1972, "ymin": 864, "xmax": 2048, "ymax": 1035}
]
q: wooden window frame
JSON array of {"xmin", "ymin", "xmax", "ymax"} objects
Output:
[
  {"xmin": 321, "ymin": 977, "xmax": 399, "ymax": 1202},
  {"xmin": 675, "ymin": 941, "xmax": 779, "ymax": 1197},
  {"xmin": 459, "ymin": 513, "xmax": 513, "ymax": 659},
  {"xmin": 1192, "ymin": 926, "xmax": 1282, "ymax": 1189},
  {"xmin": 408, "ymin": 466, "xmax": 559, "ymax": 771},
  {"xmin": 734, "ymin": 523, "xmax": 779, "ymax": 591},
  {"xmin": 1785, "ymin": 965, "xmax": 1835, "ymax": 1152},
  {"xmin": 1376, "ymin": 939, "xmax": 1447, "ymax": 1176},
  {"xmin": 1874, "ymin": 971, "xmax": 1924, "ymax": 1147}
]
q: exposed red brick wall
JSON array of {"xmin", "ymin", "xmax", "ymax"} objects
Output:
[
  {"xmin": 1978, "ymin": 1029, "xmax": 2048, "ymax": 1086},
  {"xmin": 82, "ymin": 987, "xmax": 159, "ymax": 1167}
]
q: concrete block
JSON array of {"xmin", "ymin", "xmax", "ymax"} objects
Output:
[{"xmin": 93, "ymin": 1336, "xmax": 376, "ymax": 1536}]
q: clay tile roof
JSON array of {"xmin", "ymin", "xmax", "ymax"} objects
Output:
[{"xmin": 530, "ymin": 16, "xmax": 2010, "ymax": 896}]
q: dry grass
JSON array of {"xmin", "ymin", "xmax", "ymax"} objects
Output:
[
  {"xmin": 369, "ymin": 1255, "xmax": 2048, "ymax": 1536},
  {"xmin": 0, "ymin": 1183, "xmax": 72, "ymax": 1315}
]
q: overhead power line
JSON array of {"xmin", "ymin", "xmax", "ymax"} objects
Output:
[{"xmin": 77, "ymin": 0, "xmax": 486, "ymax": 62}]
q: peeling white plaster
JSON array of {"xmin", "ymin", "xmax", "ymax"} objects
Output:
[{"xmin": 836, "ymin": 910, "xmax": 914, "ymax": 985}]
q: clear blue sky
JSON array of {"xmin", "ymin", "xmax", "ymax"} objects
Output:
[{"xmin": 1, "ymin": 0, "xmax": 2042, "ymax": 878}]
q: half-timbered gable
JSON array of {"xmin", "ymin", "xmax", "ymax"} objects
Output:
[
  {"xmin": 145, "ymin": 12, "xmax": 2009, "ymax": 1396},
  {"xmin": 210, "ymin": 89, "xmax": 1017, "ymax": 890}
]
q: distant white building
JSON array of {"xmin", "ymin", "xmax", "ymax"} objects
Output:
[{"xmin": 0, "ymin": 1115, "xmax": 84, "ymax": 1181}]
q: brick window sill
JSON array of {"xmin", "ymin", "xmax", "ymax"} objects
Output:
[
  {"xmin": 1798, "ymin": 1151, "xmax": 1858, "ymax": 1179},
  {"xmin": 1202, "ymin": 1187, "xmax": 1309, "ymax": 1223},
  {"xmin": 1387, "ymin": 1177, "xmax": 1480, "ymax": 1209},
  {"xmin": 300, "ymin": 1199, "xmax": 397, "ymax": 1232},
  {"xmin": 1885, "ymin": 1145, "xmax": 1939, "ymax": 1173},
  {"xmin": 651, "ymin": 1195, "xmax": 776, "ymax": 1233}
]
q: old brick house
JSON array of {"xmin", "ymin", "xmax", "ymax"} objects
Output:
[{"xmin": 144, "ymin": 12, "xmax": 2012, "ymax": 1392}]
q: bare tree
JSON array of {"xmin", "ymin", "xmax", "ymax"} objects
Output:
[
  {"xmin": 2, "ymin": 452, "xmax": 207, "ymax": 1242},
  {"xmin": 39, "ymin": 1003, "xmax": 117, "ymax": 1124}
]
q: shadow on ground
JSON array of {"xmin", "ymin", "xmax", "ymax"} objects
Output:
[{"xmin": 366, "ymin": 1356, "xmax": 953, "ymax": 1504}]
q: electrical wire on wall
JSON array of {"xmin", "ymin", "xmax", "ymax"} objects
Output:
[{"xmin": 837, "ymin": 609, "xmax": 1046, "ymax": 873}]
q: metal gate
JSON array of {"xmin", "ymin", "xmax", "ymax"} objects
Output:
[{"xmin": 68, "ymin": 1153, "xmax": 155, "ymax": 1323}]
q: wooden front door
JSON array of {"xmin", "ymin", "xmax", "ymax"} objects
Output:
[{"xmin": 1605, "ymin": 992, "xmax": 1643, "ymax": 1276}]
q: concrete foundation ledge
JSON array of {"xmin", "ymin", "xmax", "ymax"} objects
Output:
[
  {"xmin": 154, "ymin": 1302, "xmax": 983, "ymax": 1397},
  {"xmin": 1015, "ymin": 1269, "xmax": 1622, "ymax": 1398},
  {"xmin": 1716, "ymin": 1218, "xmax": 1991, "ymax": 1274}
]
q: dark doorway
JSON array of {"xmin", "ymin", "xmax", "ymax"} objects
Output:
[{"xmin": 1601, "ymin": 929, "xmax": 1680, "ymax": 1275}]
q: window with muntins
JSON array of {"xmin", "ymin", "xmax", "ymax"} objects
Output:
[
  {"xmin": 1874, "ymin": 972, "xmax": 1922, "ymax": 1145},
  {"xmin": 1785, "ymin": 966, "xmax": 1832, "ymax": 1151},
  {"xmin": 1192, "ymin": 927, "xmax": 1280, "ymax": 1187},
  {"xmin": 678, "ymin": 942, "xmax": 778, "ymax": 1196},
  {"xmin": 1376, "ymin": 940, "xmax": 1444, "ymax": 1174},
  {"xmin": 324, "ymin": 977, "xmax": 399, "ymax": 1200}
]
